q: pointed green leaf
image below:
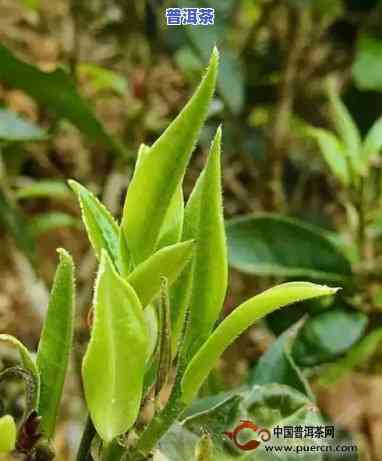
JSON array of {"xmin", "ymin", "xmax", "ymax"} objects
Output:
[
  {"xmin": 36, "ymin": 249, "xmax": 75, "ymax": 438},
  {"xmin": 0, "ymin": 334, "xmax": 40, "ymax": 405},
  {"xmin": 134, "ymin": 143, "xmax": 150, "ymax": 170},
  {"xmin": 362, "ymin": 114, "xmax": 382, "ymax": 168},
  {"xmin": 249, "ymin": 321, "xmax": 313, "ymax": 399},
  {"xmin": 172, "ymin": 128, "xmax": 227, "ymax": 357},
  {"xmin": 118, "ymin": 226, "xmax": 133, "ymax": 277},
  {"xmin": 156, "ymin": 186, "xmax": 184, "ymax": 250},
  {"xmin": 82, "ymin": 252, "xmax": 149, "ymax": 443},
  {"xmin": 181, "ymin": 282, "xmax": 339, "ymax": 404},
  {"xmin": 126, "ymin": 240, "xmax": 194, "ymax": 307},
  {"xmin": 135, "ymin": 143, "xmax": 184, "ymax": 252},
  {"xmin": 121, "ymin": 48, "xmax": 219, "ymax": 264},
  {"xmin": 129, "ymin": 144, "xmax": 185, "ymax": 264},
  {"xmin": 327, "ymin": 79, "xmax": 362, "ymax": 174},
  {"xmin": 69, "ymin": 180, "xmax": 119, "ymax": 264},
  {"xmin": 155, "ymin": 279, "xmax": 172, "ymax": 396},
  {"xmin": 0, "ymin": 415, "xmax": 16, "ymax": 453},
  {"xmin": 307, "ymin": 127, "xmax": 350, "ymax": 186}
]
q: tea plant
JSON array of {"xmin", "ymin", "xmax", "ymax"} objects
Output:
[
  {"xmin": 0, "ymin": 48, "xmax": 338, "ymax": 461},
  {"xmin": 225, "ymin": 79, "xmax": 382, "ymax": 387}
]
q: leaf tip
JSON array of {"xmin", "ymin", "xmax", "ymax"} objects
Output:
[
  {"xmin": 206, "ymin": 46, "xmax": 219, "ymax": 82},
  {"xmin": 56, "ymin": 247, "xmax": 72, "ymax": 259},
  {"xmin": 211, "ymin": 45, "xmax": 219, "ymax": 65},
  {"xmin": 67, "ymin": 179, "xmax": 81, "ymax": 195}
]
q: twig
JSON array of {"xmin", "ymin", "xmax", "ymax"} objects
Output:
[
  {"xmin": 75, "ymin": 416, "xmax": 96, "ymax": 461},
  {"xmin": 266, "ymin": 6, "xmax": 311, "ymax": 210}
]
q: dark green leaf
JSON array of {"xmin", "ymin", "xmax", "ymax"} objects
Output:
[
  {"xmin": 245, "ymin": 384, "xmax": 323, "ymax": 430},
  {"xmin": 353, "ymin": 36, "xmax": 382, "ymax": 91},
  {"xmin": 226, "ymin": 214, "xmax": 352, "ymax": 282},
  {"xmin": 250, "ymin": 321, "xmax": 313, "ymax": 398},
  {"xmin": 0, "ymin": 190, "xmax": 36, "ymax": 258},
  {"xmin": 293, "ymin": 307, "xmax": 368, "ymax": 366},
  {"xmin": 0, "ymin": 44, "xmax": 123, "ymax": 156},
  {"xmin": 183, "ymin": 394, "xmax": 242, "ymax": 439}
]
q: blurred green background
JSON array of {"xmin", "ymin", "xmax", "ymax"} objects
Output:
[{"xmin": 2, "ymin": 0, "xmax": 382, "ymax": 459}]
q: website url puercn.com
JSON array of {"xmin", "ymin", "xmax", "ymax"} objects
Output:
[{"xmin": 264, "ymin": 443, "xmax": 358, "ymax": 455}]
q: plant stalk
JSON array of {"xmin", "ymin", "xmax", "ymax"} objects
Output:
[
  {"xmin": 76, "ymin": 416, "xmax": 96, "ymax": 461},
  {"xmin": 102, "ymin": 440, "xmax": 126, "ymax": 461},
  {"xmin": 356, "ymin": 178, "xmax": 367, "ymax": 260}
]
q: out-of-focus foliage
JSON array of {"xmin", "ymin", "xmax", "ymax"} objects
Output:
[{"xmin": 1, "ymin": 0, "xmax": 382, "ymax": 458}]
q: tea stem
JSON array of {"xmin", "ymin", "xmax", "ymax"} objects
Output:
[
  {"xmin": 76, "ymin": 416, "xmax": 95, "ymax": 461},
  {"xmin": 127, "ymin": 367, "xmax": 187, "ymax": 461},
  {"xmin": 102, "ymin": 440, "xmax": 126, "ymax": 461}
]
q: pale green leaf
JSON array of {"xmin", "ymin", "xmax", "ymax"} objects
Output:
[
  {"xmin": 307, "ymin": 127, "xmax": 350, "ymax": 186},
  {"xmin": 181, "ymin": 282, "xmax": 339, "ymax": 404},
  {"xmin": 134, "ymin": 143, "xmax": 185, "ymax": 252},
  {"xmin": 144, "ymin": 304, "xmax": 159, "ymax": 363},
  {"xmin": 78, "ymin": 64, "xmax": 127, "ymax": 95},
  {"xmin": 362, "ymin": 114, "xmax": 382, "ymax": 168},
  {"xmin": 327, "ymin": 79, "xmax": 362, "ymax": 175},
  {"xmin": 29, "ymin": 212, "xmax": 81, "ymax": 237},
  {"xmin": 69, "ymin": 180, "xmax": 119, "ymax": 264},
  {"xmin": 126, "ymin": 240, "xmax": 194, "ymax": 307},
  {"xmin": 0, "ymin": 415, "xmax": 16, "ymax": 454},
  {"xmin": 0, "ymin": 334, "xmax": 40, "ymax": 405},
  {"xmin": 118, "ymin": 226, "xmax": 133, "ymax": 277},
  {"xmin": 175, "ymin": 127, "xmax": 227, "ymax": 358},
  {"xmin": 16, "ymin": 180, "xmax": 71, "ymax": 200},
  {"xmin": 121, "ymin": 48, "xmax": 219, "ymax": 264},
  {"xmin": 36, "ymin": 249, "xmax": 75, "ymax": 438},
  {"xmin": 82, "ymin": 251, "xmax": 148, "ymax": 442},
  {"xmin": 156, "ymin": 186, "xmax": 184, "ymax": 250}
]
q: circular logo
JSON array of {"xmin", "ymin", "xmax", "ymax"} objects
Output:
[{"xmin": 223, "ymin": 420, "xmax": 271, "ymax": 451}]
